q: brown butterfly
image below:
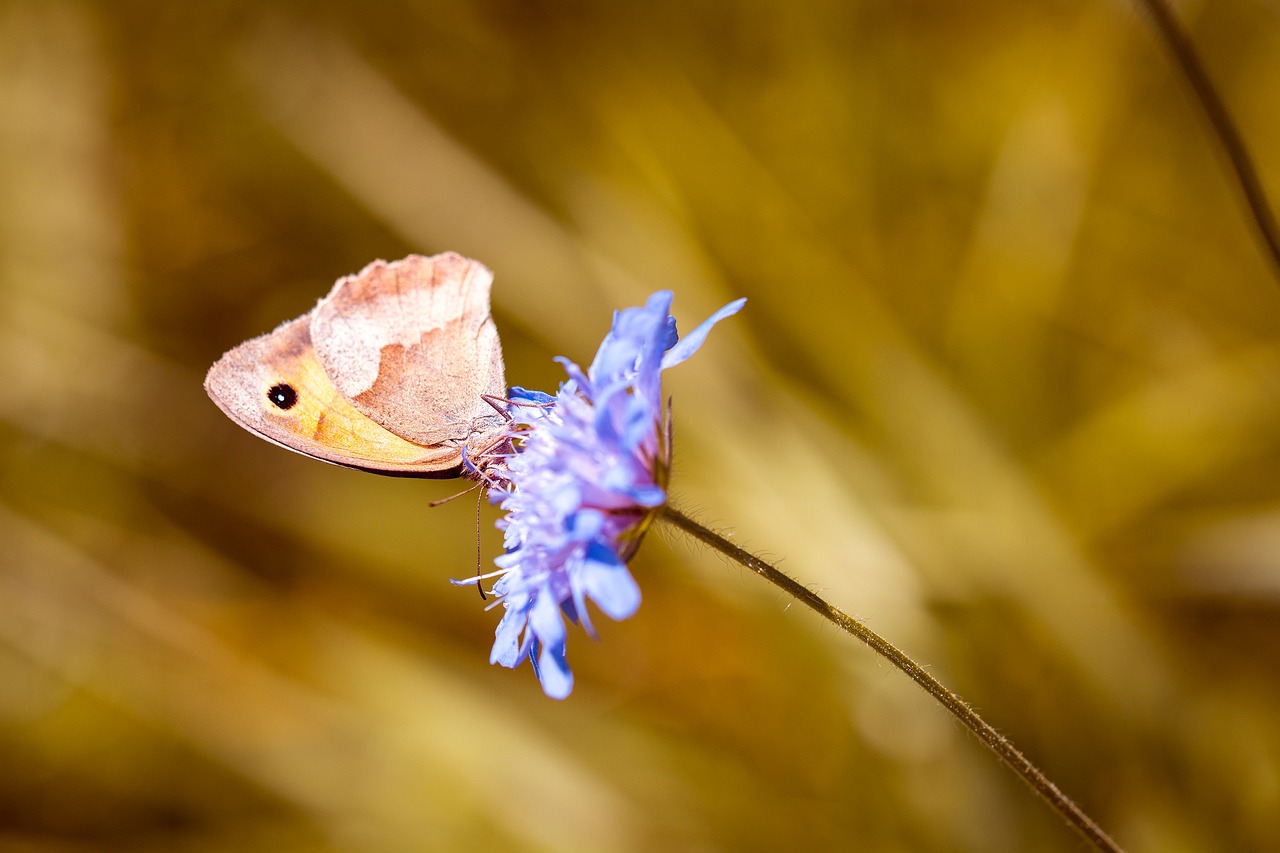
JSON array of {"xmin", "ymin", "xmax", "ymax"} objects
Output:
[{"xmin": 205, "ymin": 252, "xmax": 508, "ymax": 478}]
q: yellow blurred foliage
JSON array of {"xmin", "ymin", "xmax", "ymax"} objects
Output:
[{"xmin": 2, "ymin": 1, "xmax": 1279, "ymax": 850}]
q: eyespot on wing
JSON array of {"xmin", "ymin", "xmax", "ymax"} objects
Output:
[{"xmin": 204, "ymin": 314, "xmax": 466, "ymax": 477}]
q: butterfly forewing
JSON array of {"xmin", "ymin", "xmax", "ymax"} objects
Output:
[{"xmin": 204, "ymin": 252, "xmax": 508, "ymax": 478}]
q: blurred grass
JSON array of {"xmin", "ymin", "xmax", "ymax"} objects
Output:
[{"xmin": 3, "ymin": 0, "xmax": 1280, "ymax": 850}]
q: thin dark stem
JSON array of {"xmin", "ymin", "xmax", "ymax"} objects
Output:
[
  {"xmin": 660, "ymin": 505, "xmax": 1124, "ymax": 853},
  {"xmin": 1133, "ymin": 0, "xmax": 1280, "ymax": 280}
]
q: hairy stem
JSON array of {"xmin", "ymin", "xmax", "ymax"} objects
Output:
[
  {"xmin": 660, "ymin": 505, "xmax": 1123, "ymax": 853},
  {"xmin": 1134, "ymin": 0, "xmax": 1280, "ymax": 280}
]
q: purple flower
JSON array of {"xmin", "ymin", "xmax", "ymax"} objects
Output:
[{"xmin": 474, "ymin": 291, "xmax": 745, "ymax": 698}]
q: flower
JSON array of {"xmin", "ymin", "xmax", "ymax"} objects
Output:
[{"xmin": 475, "ymin": 291, "xmax": 745, "ymax": 698}]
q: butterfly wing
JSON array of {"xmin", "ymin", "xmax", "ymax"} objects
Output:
[
  {"xmin": 204, "ymin": 313, "xmax": 467, "ymax": 477},
  {"xmin": 310, "ymin": 253, "xmax": 507, "ymax": 447}
]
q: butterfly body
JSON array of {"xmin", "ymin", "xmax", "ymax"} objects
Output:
[{"xmin": 205, "ymin": 252, "xmax": 508, "ymax": 478}]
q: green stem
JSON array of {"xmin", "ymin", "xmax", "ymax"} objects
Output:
[{"xmin": 659, "ymin": 505, "xmax": 1123, "ymax": 853}]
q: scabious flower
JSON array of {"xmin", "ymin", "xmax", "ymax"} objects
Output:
[{"xmin": 476, "ymin": 291, "xmax": 745, "ymax": 698}]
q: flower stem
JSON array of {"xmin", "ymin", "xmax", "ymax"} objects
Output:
[
  {"xmin": 1133, "ymin": 0, "xmax": 1280, "ymax": 283},
  {"xmin": 659, "ymin": 505, "xmax": 1123, "ymax": 853}
]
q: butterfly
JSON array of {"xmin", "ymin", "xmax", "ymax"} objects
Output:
[{"xmin": 205, "ymin": 252, "xmax": 509, "ymax": 478}]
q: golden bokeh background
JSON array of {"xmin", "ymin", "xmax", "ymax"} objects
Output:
[{"xmin": 3, "ymin": 1, "xmax": 1280, "ymax": 850}]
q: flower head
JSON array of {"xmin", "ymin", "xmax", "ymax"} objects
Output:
[{"xmin": 475, "ymin": 291, "xmax": 745, "ymax": 698}]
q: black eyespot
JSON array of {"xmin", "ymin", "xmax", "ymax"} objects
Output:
[{"xmin": 267, "ymin": 383, "xmax": 298, "ymax": 410}]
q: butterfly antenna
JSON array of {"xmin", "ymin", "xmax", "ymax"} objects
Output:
[
  {"xmin": 481, "ymin": 393, "xmax": 515, "ymax": 421},
  {"xmin": 474, "ymin": 486, "xmax": 487, "ymax": 600},
  {"xmin": 429, "ymin": 481, "xmax": 481, "ymax": 508},
  {"xmin": 482, "ymin": 392, "xmax": 555, "ymax": 419}
]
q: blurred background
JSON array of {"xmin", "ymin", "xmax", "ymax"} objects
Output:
[{"xmin": 3, "ymin": 1, "xmax": 1280, "ymax": 850}]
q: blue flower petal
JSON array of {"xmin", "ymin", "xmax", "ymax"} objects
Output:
[
  {"xmin": 508, "ymin": 386, "xmax": 555, "ymax": 405},
  {"xmin": 489, "ymin": 595, "xmax": 531, "ymax": 667},
  {"xmin": 662, "ymin": 297, "xmax": 746, "ymax": 369},
  {"xmin": 566, "ymin": 508, "xmax": 605, "ymax": 541},
  {"xmin": 661, "ymin": 314, "xmax": 679, "ymax": 353},
  {"xmin": 582, "ymin": 544, "xmax": 642, "ymax": 620},
  {"xmin": 529, "ymin": 588, "xmax": 567, "ymax": 648},
  {"xmin": 535, "ymin": 641, "xmax": 574, "ymax": 699}
]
